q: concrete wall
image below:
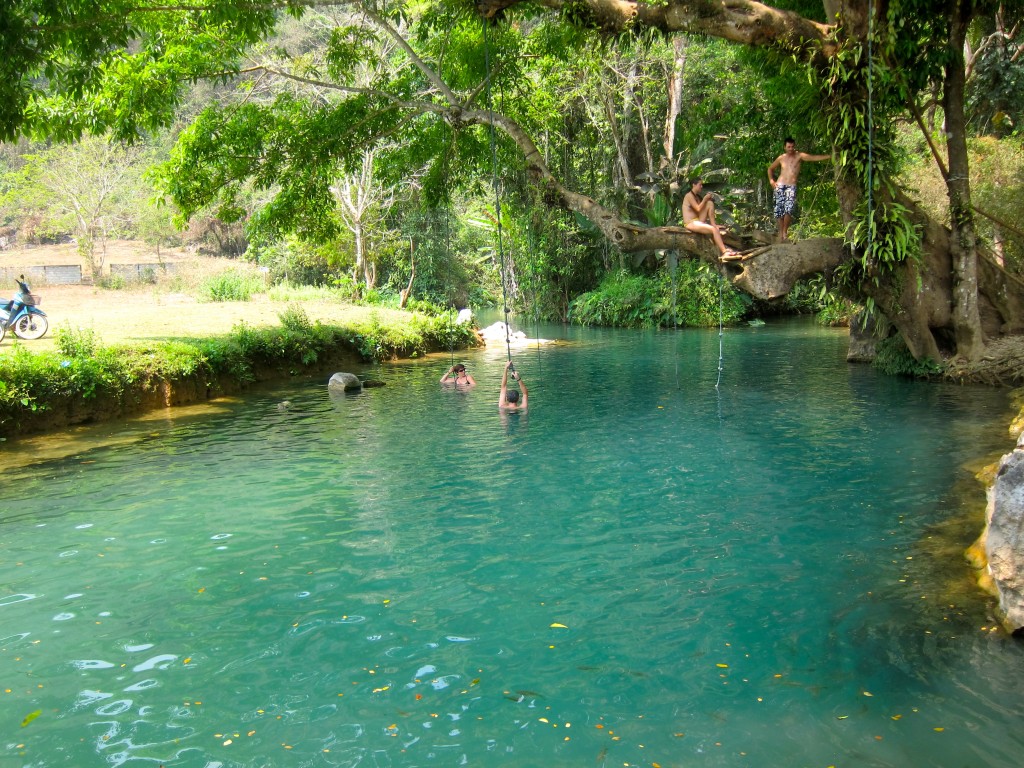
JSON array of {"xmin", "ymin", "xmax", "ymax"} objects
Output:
[
  {"xmin": 0, "ymin": 265, "xmax": 83, "ymax": 285},
  {"xmin": 0, "ymin": 263, "xmax": 175, "ymax": 285}
]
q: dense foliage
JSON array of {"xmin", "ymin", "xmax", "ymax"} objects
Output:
[
  {"xmin": 568, "ymin": 265, "xmax": 750, "ymax": 328},
  {"xmin": 3, "ymin": 0, "xmax": 1024, "ymax": 349}
]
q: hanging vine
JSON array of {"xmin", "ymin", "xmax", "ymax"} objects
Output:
[{"xmin": 821, "ymin": 17, "xmax": 920, "ymax": 292}]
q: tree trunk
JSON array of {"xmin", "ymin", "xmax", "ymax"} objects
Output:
[
  {"xmin": 399, "ymin": 239, "xmax": 415, "ymax": 308},
  {"xmin": 661, "ymin": 36, "xmax": 686, "ymax": 172},
  {"xmin": 944, "ymin": 0, "xmax": 986, "ymax": 360}
]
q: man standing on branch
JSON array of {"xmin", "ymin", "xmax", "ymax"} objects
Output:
[
  {"xmin": 682, "ymin": 178, "xmax": 738, "ymax": 260},
  {"xmin": 767, "ymin": 138, "xmax": 831, "ymax": 243}
]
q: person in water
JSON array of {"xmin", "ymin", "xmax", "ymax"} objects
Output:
[
  {"xmin": 498, "ymin": 360, "xmax": 528, "ymax": 411},
  {"xmin": 441, "ymin": 364, "xmax": 476, "ymax": 387}
]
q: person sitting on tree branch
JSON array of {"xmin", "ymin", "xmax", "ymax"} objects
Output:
[
  {"xmin": 767, "ymin": 137, "xmax": 831, "ymax": 243},
  {"xmin": 682, "ymin": 177, "xmax": 738, "ymax": 260}
]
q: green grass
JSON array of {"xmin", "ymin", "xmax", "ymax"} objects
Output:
[{"xmin": 0, "ymin": 308, "xmax": 477, "ymax": 437}]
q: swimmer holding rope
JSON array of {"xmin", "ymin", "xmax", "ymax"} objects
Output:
[
  {"xmin": 441, "ymin": 364, "xmax": 476, "ymax": 387},
  {"xmin": 498, "ymin": 360, "xmax": 528, "ymax": 411}
]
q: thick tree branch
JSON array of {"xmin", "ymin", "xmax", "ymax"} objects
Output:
[{"xmin": 479, "ymin": 0, "xmax": 837, "ymax": 61}]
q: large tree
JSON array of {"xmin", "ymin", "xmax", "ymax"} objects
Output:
[{"xmin": 4, "ymin": 0, "xmax": 1023, "ymax": 362}]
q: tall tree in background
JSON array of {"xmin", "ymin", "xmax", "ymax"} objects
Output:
[
  {"xmin": 4, "ymin": 0, "xmax": 1024, "ymax": 363},
  {"xmin": 2, "ymin": 136, "xmax": 143, "ymax": 276},
  {"xmin": 331, "ymin": 149, "xmax": 395, "ymax": 291}
]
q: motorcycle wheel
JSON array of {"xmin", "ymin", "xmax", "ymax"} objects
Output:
[{"xmin": 14, "ymin": 313, "xmax": 48, "ymax": 340}]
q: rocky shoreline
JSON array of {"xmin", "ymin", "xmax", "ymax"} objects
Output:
[{"xmin": 970, "ymin": 388, "xmax": 1024, "ymax": 636}]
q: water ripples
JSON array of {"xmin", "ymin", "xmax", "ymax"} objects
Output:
[{"xmin": 0, "ymin": 322, "xmax": 1020, "ymax": 766}]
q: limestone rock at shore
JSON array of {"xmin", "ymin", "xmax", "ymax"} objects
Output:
[{"xmin": 986, "ymin": 435, "xmax": 1024, "ymax": 634}]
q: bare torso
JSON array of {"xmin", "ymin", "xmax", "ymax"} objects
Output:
[
  {"xmin": 682, "ymin": 191, "xmax": 706, "ymax": 224},
  {"xmin": 772, "ymin": 152, "xmax": 803, "ymax": 186}
]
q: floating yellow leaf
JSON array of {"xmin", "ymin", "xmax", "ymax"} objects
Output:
[
  {"xmin": 863, "ymin": 691, "xmax": 874, "ymax": 697},
  {"xmin": 891, "ymin": 714, "xmax": 902, "ymax": 721},
  {"xmin": 538, "ymin": 717, "xmax": 549, "ymax": 723},
  {"xmin": 550, "ymin": 623, "xmax": 568, "ymax": 629},
  {"xmin": 222, "ymin": 739, "xmax": 232, "ymax": 746},
  {"xmin": 836, "ymin": 715, "xmax": 848, "ymax": 720},
  {"xmin": 716, "ymin": 663, "xmax": 729, "ymax": 668},
  {"xmin": 934, "ymin": 727, "xmax": 945, "ymax": 732},
  {"xmin": 21, "ymin": 710, "xmax": 41, "ymax": 727}
]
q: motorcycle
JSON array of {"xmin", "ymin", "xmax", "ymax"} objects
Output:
[{"xmin": 0, "ymin": 275, "xmax": 49, "ymax": 342}]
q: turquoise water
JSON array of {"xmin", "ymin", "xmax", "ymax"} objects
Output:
[{"xmin": 2, "ymin": 319, "xmax": 1023, "ymax": 768}]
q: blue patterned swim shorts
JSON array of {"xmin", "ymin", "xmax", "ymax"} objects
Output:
[{"xmin": 773, "ymin": 184, "xmax": 796, "ymax": 219}]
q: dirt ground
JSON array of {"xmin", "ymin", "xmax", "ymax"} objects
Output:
[{"xmin": 0, "ymin": 242, "xmax": 406, "ymax": 351}]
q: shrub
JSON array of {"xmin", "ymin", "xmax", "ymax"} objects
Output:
[
  {"xmin": 569, "ymin": 265, "xmax": 748, "ymax": 328},
  {"xmin": 872, "ymin": 335, "xmax": 943, "ymax": 377},
  {"xmin": 97, "ymin": 274, "xmax": 129, "ymax": 290},
  {"xmin": 55, "ymin": 325, "xmax": 100, "ymax": 358},
  {"xmin": 200, "ymin": 269, "xmax": 266, "ymax": 302},
  {"xmin": 278, "ymin": 305, "xmax": 313, "ymax": 333}
]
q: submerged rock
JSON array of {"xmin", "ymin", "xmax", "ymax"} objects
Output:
[{"xmin": 328, "ymin": 372, "xmax": 362, "ymax": 392}]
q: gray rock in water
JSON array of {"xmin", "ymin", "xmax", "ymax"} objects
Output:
[
  {"xmin": 362, "ymin": 379, "xmax": 386, "ymax": 388},
  {"xmin": 987, "ymin": 442, "xmax": 1024, "ymax": 632},
  {"xmin": 847, "ymin": 310, "xmax": 881, "ymax": 363},
  {"xmin": 328, "ymin": 372, "xmax": 363, "ymax": 392}
]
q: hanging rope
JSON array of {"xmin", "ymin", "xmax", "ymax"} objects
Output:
[
  {"xmin": 482, "ymin": 17, "xmax": 513, "ymax": 364},
  {"xmin": 527, "ymin": 215, "xmax": 543, "ymax": 378},
  {"xmin": 715, "ymin": 273, "xmax": 724, "ymax": 389},
  {"xmin": 668, "ymin": 250, "xmax": 680, "ymax": 389},
  {"xmin": 867, "ymin": 5, "xmax": 875, "ymax": 261},
  {"xmin": 445, "ymin": 205, "xmax": 456, "ymax": 367}
]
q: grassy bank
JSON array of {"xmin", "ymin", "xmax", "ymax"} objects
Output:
[{"xmin": 0, "ymin": 306, "xmax": 477, "ymax": 438}]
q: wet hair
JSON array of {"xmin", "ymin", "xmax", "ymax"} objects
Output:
[
  {"xmin": 784, "ymin": 136, "xmax": 796, "ymax": 146},
  {"xmin": 454, "ymin": 365, "xmax": 466, "ymax": 373},
  {"xmin": 689, "ymin": 176, "xmax": 703, "ymax": 188},
  {"xmin": 506, "ymin": 390, "xmax": 520, "ymax": 404}
]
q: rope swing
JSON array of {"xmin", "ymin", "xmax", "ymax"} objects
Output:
[
  {"xmin": 867, "ymin": 4, "xmax": 875, "ymax": 262},
  {"xmin": 716, "ymin": 274, "xmax": 724, "ymax": 389},
  {"xmin": 445, "ymin": 203, "xmax": 456, "ymax": 368},
  {"xmin": 481, "ymin": 16, "xmax": 515, "ymax": 367}
]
